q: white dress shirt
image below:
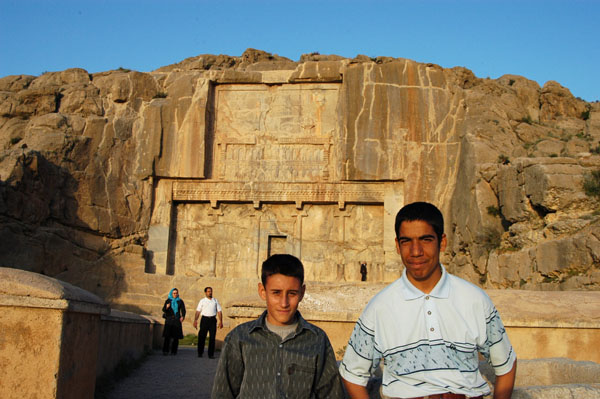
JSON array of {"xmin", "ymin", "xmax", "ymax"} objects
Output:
[{"xmin": 196, "ymin": 297, "xmax": 222, "ymax": 317}]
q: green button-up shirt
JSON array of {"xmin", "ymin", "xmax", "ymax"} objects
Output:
[{"xmin": 212, "ymin": 310, "xmax": 344, "ymax": 399}]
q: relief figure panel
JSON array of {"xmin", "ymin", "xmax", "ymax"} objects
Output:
[{"xmin": 214, "ymin": 84, "xmax": 339, "ymax": 182}]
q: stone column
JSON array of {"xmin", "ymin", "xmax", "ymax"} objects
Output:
[{"xmin": 146, "ymin": 179, "xmax": 173, "ymax": 275}]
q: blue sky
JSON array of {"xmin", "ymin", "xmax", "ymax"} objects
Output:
[{"xmin": 1, "ymin": 0, "xmax": 598, "ymax": 101}]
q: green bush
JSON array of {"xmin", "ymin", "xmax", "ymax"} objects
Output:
[
  {"xmin": 583, "ymin": 169, "xmax": 600, "ymax": 197},
  {"xmin": 478, "ymin": 227, "xmax": 502, "ymax": 253},
  {"xmin": 486, "ymin": 205, "xmax": 501, "ymax": 217},
  {"xmin": 519, "ymin": 115, "xmax": 534, "ymax": 124},
  {"xmin": 581, "ymin": 109, "xmax": 591, "ymax": 120},
  {"xmin": 498, "ymin": 154, "xmax": 510, "ymax": 165},
  {"xmin": 180, "ymin": 334, "xmax": 199, "ymax": 346}
]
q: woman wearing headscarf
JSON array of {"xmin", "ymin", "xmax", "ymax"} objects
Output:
[{"xmin": 162, "ymin": 288, "xmax": 186, "ymax": 355}]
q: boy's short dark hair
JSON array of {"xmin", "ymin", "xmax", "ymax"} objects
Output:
[
  {"xmin": 395, "ymin": 202, "xmax": 444, "ymax": 241},
  {"xmin": 261, "ymin": 254, "xmax": 304, "ymax": 286},
  {"xmin": 204, "ymin": 286, "xmax": 212, "ymax": 292}
]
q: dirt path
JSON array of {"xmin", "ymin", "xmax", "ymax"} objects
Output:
[{"xmin": 105, "ymin": 347, "xmax": 219, "ymax": 399}]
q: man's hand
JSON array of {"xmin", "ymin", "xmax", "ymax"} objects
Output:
[
  {"xmin": 218, "ymin": 321, "xmax": 223, "ymax": 329},
  {"xmin": 494, "ymin": 359, "xmax": 517, "ymax": 399},
  {"xmin": 193, "ymin": 320, "xmax": 198, "ymax": 329}
]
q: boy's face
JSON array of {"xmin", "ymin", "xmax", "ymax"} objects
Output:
[
  {"xmin": 395, "ymin": 219, "xmax": 446, "ymax": 289},
  {"xmin": 258, "ymin": 273, "xmax": 305, "ymax": 326}
]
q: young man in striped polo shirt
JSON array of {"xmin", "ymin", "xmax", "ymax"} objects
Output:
[{"xmin": 340, "ymin": 202, "xmax": 517, "ymax": 399}]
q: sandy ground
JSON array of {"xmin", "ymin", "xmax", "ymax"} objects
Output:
[{"xmin": 105, "ymin": 347, "xmax": 219, "ymax": 399}]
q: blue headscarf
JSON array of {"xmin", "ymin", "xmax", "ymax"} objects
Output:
[{"xmin": 168, "ymin": 288, "xmax": 181, "ymax": 315}]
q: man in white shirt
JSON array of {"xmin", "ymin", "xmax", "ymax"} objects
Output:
[
  {"xmin": 340, "ymin": 202, "xmax": 517, "ymax": 399},
  {"xmin": 193, "ymin": 286, "xmax": 223, "ymax": 359}
]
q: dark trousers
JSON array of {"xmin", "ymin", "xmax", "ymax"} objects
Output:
[
  {"xmin": 162, "ymin": 335, "xmax": 179, "ymax": 355},
  {"xmin": 198, "ymin": 316, "xmax": 217, "ymax": 357}
]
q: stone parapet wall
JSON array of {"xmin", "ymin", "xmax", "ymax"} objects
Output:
[
  {"xmin": 96, "ymin": 310, "xmax": 160, "ymax": 379},
  {"xmin": 0, "ymin": 267, "xmax": 156, "ymax": 399},
  {"xmin": 226, "ymin": 287, "xmax": 600, "ymax": 364}
]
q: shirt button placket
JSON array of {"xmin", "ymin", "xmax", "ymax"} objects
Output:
[
  {"xmin": 424, "ymin": 295, "xmax": 440, "ymax": 338},
  {"xmin": 276, "ymin": 340, "xmax": 283, "ymax": 395}
]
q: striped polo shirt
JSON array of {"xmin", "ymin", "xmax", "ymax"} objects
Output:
[{"xmin": 339, "ymin": 265, "xmax": 516, "ymax": 398}]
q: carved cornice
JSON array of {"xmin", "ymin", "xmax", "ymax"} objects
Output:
[{"xmin": 172, "ymin": 181, "xmax": 385, "ymax": 209}]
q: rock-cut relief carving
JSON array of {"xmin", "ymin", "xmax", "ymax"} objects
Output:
[{"xmin": 213, "ymin": 84, "xmax": 339, "ymax": 182}]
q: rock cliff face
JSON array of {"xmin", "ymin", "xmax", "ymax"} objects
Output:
[{"xmin": 1, "ymin": 49, "xmax": 598, "ymax": 315}]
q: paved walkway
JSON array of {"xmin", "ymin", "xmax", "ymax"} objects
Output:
[{"xmin": 106, "ymin": 347, "xmax": 219, "ymax": 399}]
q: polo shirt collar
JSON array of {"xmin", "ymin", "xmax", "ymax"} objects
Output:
[
  {"xmin": 249, "ymin": 310, "xmax": 317, "ymax": 335},
  {"xmin": 399, "ymin": 264, "xmax": 450, "ymax": 300}
]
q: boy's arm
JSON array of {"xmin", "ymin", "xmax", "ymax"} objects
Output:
[
  {"xmin": 493, "ymin": 359, "xmax": 517, "ymax": 399},
  {"xmin": 342, "ymin": 379, "xmax": 369, "ymax": 399},
  {"xmin": 313, "ymin": 338, "xmax": 344, "ymax": 399},
  {"xmin": 211, "ymin": 333, "xmax": 244, "ymax": 399}
]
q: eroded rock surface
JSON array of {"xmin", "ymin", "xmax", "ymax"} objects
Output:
[{"xmin": 1, "ymin": 48, "xmax": 598, "ymax": 316}]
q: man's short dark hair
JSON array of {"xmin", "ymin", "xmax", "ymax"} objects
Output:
[
  {"xmin": 395, "ymin": 202, "xmax": 444, "ymax": 241},
  {"xmin": 204, "ymin": 286, "xmax": 212, "ymax": 292},
  {"xmin": 261, "ymin": 254, "xmax": 304, "ymax": 286}
]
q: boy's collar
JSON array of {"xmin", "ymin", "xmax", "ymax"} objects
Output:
[
  {"xmin": 250, "ymin": 310, "xmax": 318, "ymax": 335},
  {"xmin": 400, "ymin": 264, "xmax": 450, "ymax": 299}
]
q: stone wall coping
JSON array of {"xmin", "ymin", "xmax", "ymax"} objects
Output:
[
  {"xmin": 0, "ymin": 267, "xmax": 109, "ymax": 315},
  {"xmin": 225, "ymin": 287, "xmax": 600, "ymax": 328},
  {"xmin": 487, "ymin": 289, "xmax": 600, "ymax": 328},
  {"xmin": 101, "ymin": 309, "xmax": 155, "ymax": 324}
]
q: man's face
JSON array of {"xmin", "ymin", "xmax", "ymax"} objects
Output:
[
  {"xmin": 205, "ymin": 288, "xmax": 213, "ymax": 298},
  {"xmin": 396, "ymin": 220, "xmax": 446, "ymax": 290},
  {"xmin": 258, "ymin": 273, "xmax": 305, "ymax": 326}
]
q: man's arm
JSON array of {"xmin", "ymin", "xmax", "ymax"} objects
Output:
[
  {"xmin": 342, "ymin": 378, "xmax": 369, "ymax": 399},
  {"xmin": 217, "ymin": 310, "xmax": 223, "ymax": 329},
  {"xmin": 493, "ymin": 359, "xmax": 517, "ymax": 399},
  {"xmin": 192, "ymin": 310, "xmax": 201, "ymax": 329}
]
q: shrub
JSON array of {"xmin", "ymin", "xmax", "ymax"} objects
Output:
[
  {"xmin": 498, "ymin": 154, "xmax": 510, "ymax": 165},
  {"xmin": 336, "ymin": 345, "xmax": 347, "ymax": 358},
  {"xmin": 478, "ymin": 227, "xmax": 502, "ymax": 253},
  {"xmin": 583, "ymin": 169, "xmax": 600, "ymax": 197},
  {"xmin": 519, "ymin": 115, "xmax": 534, "ymax": 124},
  {"xmin": 576, "ymin": 131, "xmax": 592, "ymax": 141},
  {"xmin": 486, "ymin": 205, "xmax": 501, "ymax": 217},
  {"xmin": 180, "ymin": 334, "xmax": 199, "ymax": 346},
  {"xmin": 581, "ymin": 109, "xmax": 591, "ymax": 120}
]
